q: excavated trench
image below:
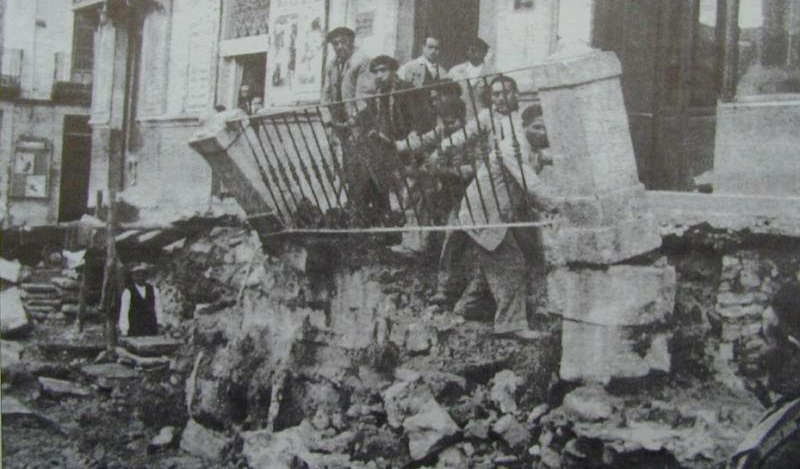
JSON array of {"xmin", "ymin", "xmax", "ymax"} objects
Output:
[{"xmin": 3, "ymin": 221, "xmax": 798, "ymax": 469}]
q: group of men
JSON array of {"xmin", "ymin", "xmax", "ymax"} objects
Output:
[{"xmin": 321, "ymin": 27, "xmax": 561, "ymax": 339}]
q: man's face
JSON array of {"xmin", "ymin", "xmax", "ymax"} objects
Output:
[
  {"xmin": 132, "ymin": 271, "xmax": 147, "ymax": 286},
  {"xmin": 467, "ymin": 45, "xmax": 486, "ymax": 65},
  {"xmin": 423, "ymin": 38, "xmax": 441, "ymax": 64},
  {"xmin": 374, "ymin": 65, "xmax": 396, "ymax": 90},
  {"xmin": 331, "ymin": 36, "xmax": 354, "ymax": 61},
  {"xmin": 491, "ymin": 81, "xmax": 519, "ymax": 115},
  {"xmin": 524, "ymin": 115, "xmax": 548, "ymax": 150},
  {"xmin": 239, "ymin": 84, "xmax": 251, "ymax": 98}
]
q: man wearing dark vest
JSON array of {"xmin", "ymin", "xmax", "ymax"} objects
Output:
[{"xmin": 118, "ymin": 263, "xmax": 162, "ymax": 337}]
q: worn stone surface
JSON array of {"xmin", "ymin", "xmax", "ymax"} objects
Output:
[
  {"xmin": 119, "ymin": 336, "xmax": 182, "ymax": 357},
  {"xmin": 1, "ymin": 340, "xmax": 24, "ymax": 368},
  {"xmin": 1, "ymin": 287, "xmax": 31, "ymax": 338},
  {"xmin": 547, "ymin": 262, "xmax": 676, "ymax": 326},
  {"xmin": 382, "ymin": 376, "xmax": 435, "ymax": 429},
  {"xmin": 403, "ymin": 398, "xmax": 459, "ymax": 461},
  {"xmin": 148, "ymin": 426, "xmax": 177, "ymax": 453},
  {"xmin": 492, "ymin": 414, "xmax": 531, "ymax": 449},
  {"xmin": 490, "ymin": 370, "xmax": 523, "ymax": 415},
  {"xmin": 0, "ymin": 258, "xmax": 21, "ymax": 283},
  {"xmin": 561, "ymin": 386, "xmax": 622, "ymax": 422},
  {"xmin": 541, "ymin": 214, "xmax": 662, "ymax": 265},
  {"xmin": 37, "ymin": 377, "xmax": 92, "ymax": 398},
  {"xmin": 179, "ymin": 419, "xmax": 231, "ymax": 461},
  {"xmin": 560, "ymin": 322, "xmax": 670, "ymax": 382}
]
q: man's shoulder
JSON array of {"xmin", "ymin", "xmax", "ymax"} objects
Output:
[
  {"xmin": 449, "ymin": 62, "xmax": 468, "ymax": 75},
  {"xmin": 351, "ymin": 49, "xmax": 372, "ymax": 66},
  {"xmin": 399, "ymin": 56, "xmax": 424, "ymax": 71}
]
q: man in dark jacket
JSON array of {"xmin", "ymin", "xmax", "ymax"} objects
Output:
[{"xmin": 117, "ymin": 263, "xmax": 162, "ymax": 337}]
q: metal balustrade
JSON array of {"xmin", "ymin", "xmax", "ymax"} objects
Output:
[{"xmin": 194, "ymin": 68, "xmax": 558, "ymax": 236}]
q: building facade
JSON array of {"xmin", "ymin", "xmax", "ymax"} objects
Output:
[
  {"xmin": 1, "ymin": 0, "xmax": 95, "ymax": 227},
  {"xmin": 72, "ymin": 0, "xmax": 800, "ymax": 221}
]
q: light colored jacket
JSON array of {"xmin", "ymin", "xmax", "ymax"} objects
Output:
[
  {"xmin": 321, "ymin": 48, "xmax": 374, "ymax": 121},
  {"xmin": 441, "ymin": 108, "xmax": 560, "ymax": 251},
  {"xmin": 398, "ymin": 56, "xmax": 449, "ymax": 88},
  {"xmin": 448, "ymin": 61, "xmax": 494, "ymax": 118}
]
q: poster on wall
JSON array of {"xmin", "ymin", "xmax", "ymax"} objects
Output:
[{"xmin": 267, "ymin": 0, "xmax": 326, "ymax": 106}]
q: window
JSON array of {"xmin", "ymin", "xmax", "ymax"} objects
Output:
[
  {"xmin": 10, "ymin": 139, "xmax": 51, "ymax": 199},
  {"xmin": 71, "ymin": 10, "xmax": 98, "ymax": 84},
  {"xmin": 735, "ymin": 0, "xmax": 800, "ymax": 96}
]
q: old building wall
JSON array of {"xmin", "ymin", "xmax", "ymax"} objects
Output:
[{"xmin": 2, "ymin": 103, "xmax": 90, "ymax": 227}]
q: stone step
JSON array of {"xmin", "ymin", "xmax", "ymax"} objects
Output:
[
  {"xmin": 82, "ymin": 363, "xmax": 139, "ymax": 389},
  {"xmin": 20, "ymin": 291, "xmax": 61, "ymax": 301},
  {"xmin": 20, "ymin": 283, "xmax": 59, "ymax": 294},
  {"xmin": 24, "ymin": 298, "xmax": 62, "ymax": 307},
  {"xmin": 24, "ymin": 305, "xmax": 58, "ymax": 314},
  {"xmin": 37, "ymin": 377, "xmax": 92, "ymax": 398},
  {"xmin": 119, "ymin": 336, "xmax": 182, "ymax": 357},
  {"xmin": 51, "ymin": 277, "xmax": 81, "ymax": 291},
  {"xmin": 39, "ymin": 341, "xmax": 105, "ymax": 360}
]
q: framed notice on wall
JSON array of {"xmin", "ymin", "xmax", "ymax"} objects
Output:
[
  {"xmin": 10, "ymin": 139, "xmax": 51, "ymax": 199},
  {"xmin": 266, "ymin": 0, "xmax": 327, "ymax": 107}
]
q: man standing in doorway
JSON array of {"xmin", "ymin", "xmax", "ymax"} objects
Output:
[
  {"xmin": 118, "ymin": 263, "xmax": 162, "ymax": 337},
  {"xmin": 449, "ymin": 37, "xmax": 493, "ymax": 118},
  {"xmin": 399, "ymin": 36, "xmax": 450, "ymax": 88}
]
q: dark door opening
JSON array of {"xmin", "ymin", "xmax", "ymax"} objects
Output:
[
  {"xmin": 58, "ymin": 115, "xmax": 92, "ymax": 222},
  {"xmin": 413, "ymin": 0, "xmax": 480, "ymax": 70}
]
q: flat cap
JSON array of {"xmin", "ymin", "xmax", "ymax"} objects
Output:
[
  {"xmin": 130, "ymin": 262, "xmax": 149, "ymax": 273},
  {"xmin": 469, "ymin": 37, "xmax": 490, "ymax": 52},
  {"xmin": 369, "ymin": 55, "xmax": 400, "ymax": 73},
  {"xmin": 325, "ymin": 27, "xmax": 355, "ymax": 43}
]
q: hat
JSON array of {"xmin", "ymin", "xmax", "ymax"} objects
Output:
[
  {"xmin": 325, "ymin": 27, "xmax": 355, "ymax": 43},
  {"xmin": 521, "ymin": 103, "xmax": 543, "ymax": 123},
  {"xmin": 130, "ymin": 262, "xmax": 149, "ymax": 273},
  {"xmin": 369, "ymin": 55, "xmax": 399, "ymax": 73},
  {"xmin": 469, "ymin": 37, "xmax": 490, "ymax": 52}
]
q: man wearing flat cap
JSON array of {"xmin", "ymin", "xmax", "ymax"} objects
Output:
[
  {"xmin": 321, "ymin": 27, "xmax": 374, "ymax": 127},
  {"xmin": 350, "ymin": 55, "xmax": 423, "ymax": 223},
  {"xmin": 449, "ymin": 37, "xmax": 494, "ymax": 119},
  {"xmin": 118, "ymin": 263, "xmax": 163, "ymax": 337}
]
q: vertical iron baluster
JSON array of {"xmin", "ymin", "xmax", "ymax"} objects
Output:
[
  {"xmin": 302, "ymin": 109, "xmax": 345, "ymax": 210},
  {"xmin": 280, "ymin": 114, "xmax": 323, "ymax": 211},
  {"xmin": 269, "ymin": 115, "xmax": 311, "ymax": 203},
  {"xmin": 291, "ymin": 114, "xmax": 334, "ymax": 210},
  {"xmin": 260, "ymin": 118, "xmax": 301, "ymax": 213},
  {"xmin": 252, "ymin": 120, "xmax": 297, "ymax": 225},
  {"xmin": 506, "ymin": 113, "xmax": 533, "ymax": 218},
  {"xmin": 237, "ymin": 120, "xmax": 289, "ymax": 226},
  {"xmin": 314, "ymin": 107, "xmax": 349, "ymax": 204},
  {"xmin": 430, "ymin": 90, "xmax": 476, "ymax": 226},
  {"xmin": 464, "ymin": 78, "xmax": 500, "ymax": 221}
]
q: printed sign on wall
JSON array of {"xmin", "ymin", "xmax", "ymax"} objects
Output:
[{"xmin": 267, "ymin": 0, "xmax": 326, "ymax": 106}]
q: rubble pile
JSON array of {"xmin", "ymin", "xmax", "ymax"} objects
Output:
[{"xmin": 3, "ymin": 221, "xmax": 798, "ymax": 469}]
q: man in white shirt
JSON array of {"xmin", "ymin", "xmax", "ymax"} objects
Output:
[
  {"xmin": 118, "ymin": 263, "xmax": 162, "ymax": 337},
  {"xmin": 449, "ymin": 37, "xmax": 493, "ymax": 119}
]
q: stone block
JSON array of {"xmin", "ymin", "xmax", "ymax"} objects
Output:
[
  {"xmin": 1, "ymin": 287, "xmax": 31, "ymax": 339},
  {"xmin": 179, "ymin": 419, "xmax": 231, "ymax": 461},
  {"xmin": 542, "ymin": 214, "xmax": 662, "ymax": 265},
  {"xmin": 561, "ymin": 386, "xmax": 623, "ymax": 422},
  {"xmin": 534, "ymin": 51, "xmax": 640, "ymax": 197},
  {"xmin": 0, "ymin": 258, "xmax": 21, "ymax": 284},
  {"xmin": 402, "ymin": 398, "xmax": 459, "ymax": 461},
  {"xmin": 37, "ymin": 377, "xmax": 92, "ymax": 398},
  {"xmin": 547, "ymin": 262, "xmax": 676, "ymax": 326},
  {"xmin": 556, "ymin": 185, "xmax": 649, "ymax": 228},
  {"xmin": 119, "ymin": 336, "xmax": 182, "ymax": 357},
  {"xmin": 560, "ymin": 322, "xmax": 670, "ymax": 383}
]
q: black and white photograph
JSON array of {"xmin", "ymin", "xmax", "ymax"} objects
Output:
[{"xmin": 1, "ymin": 1, "xmax": 799, "ymax": 468}]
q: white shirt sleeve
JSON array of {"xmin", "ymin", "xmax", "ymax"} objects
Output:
[
  {"xmin": 152, "ymin": 285, "xmax": 163, "ymax": 327},
  {"xmin": 118, "ymin": 289, "xmax": 131, "ymax": 336}
]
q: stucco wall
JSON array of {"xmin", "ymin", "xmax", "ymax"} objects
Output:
[
  {"xmin": 714, "ymin": 99, "xmax": 800, "ymax": 196},
  {"xmin": 2, "ymin": 102, "xmax": 90, "ymax": 227}
]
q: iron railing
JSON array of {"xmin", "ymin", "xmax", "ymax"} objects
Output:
[{"xmin": 203, "ymin": 68, "xmax": 557, "ymax": 235}]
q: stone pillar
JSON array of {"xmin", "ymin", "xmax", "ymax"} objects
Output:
[{"xmin": 531, "ymin": 50, "xmax": 676, "ymax": 383}]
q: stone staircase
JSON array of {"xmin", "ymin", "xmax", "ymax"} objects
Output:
[{"xmin": 19, "ymin": 269, "xmax": 84, "ymax": 322}]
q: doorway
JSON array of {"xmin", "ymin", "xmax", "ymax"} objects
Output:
[
  {"xmin": 413, "ymin": 0, "xmax": 480, "ymax": 69},
  {"xmin": 58, "ymin": 115, "xmax": 92, "ymax": 222}
]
